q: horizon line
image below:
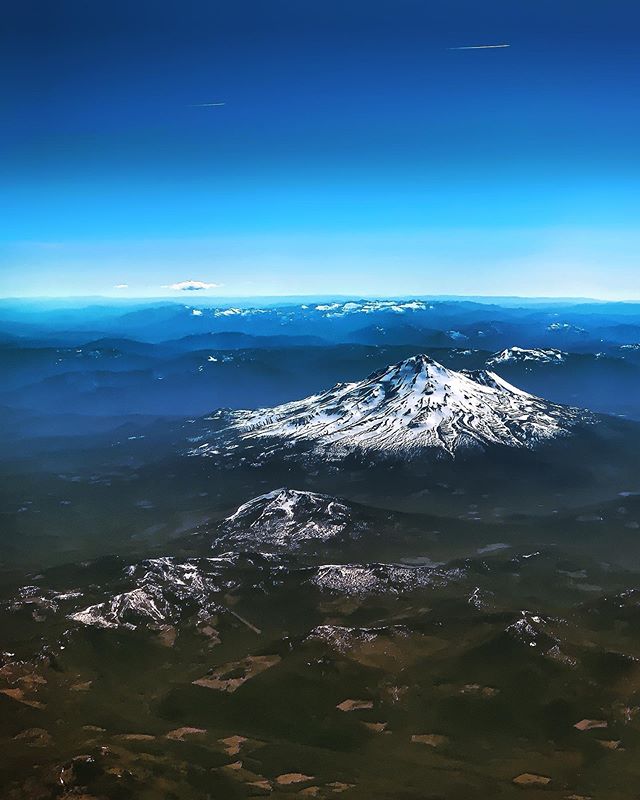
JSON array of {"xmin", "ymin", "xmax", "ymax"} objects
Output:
[{"xmin": 1, "ymin": 293, "xmax": 639, "ymax": 305}]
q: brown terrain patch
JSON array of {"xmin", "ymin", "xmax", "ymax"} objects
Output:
[
  {"xmin": 336, "ymin": 699, "xmax": 373, "ymax": 712},
  {"xmin": 574, "ymin": 719, "xmax": 608, "ymax": 731},
  {"xmin": 411, "ymin": 734, "xmax": 448, "ymax": 747},
  {"xmin": 193, "ymin": 654, "xmax": 281, "ymax": 693},
  {"xmin": 512, "ymin": 773, "xmax": 552, "ymax": 787},
  {"xmin": 275, "ymin": 773, "xmax": 314, "ymax": 785},
  {"xmin": 165, "ymin": 726, "xmax": 207, "ymax": 741},
  {"xmin": 219, "ymin": 735, "xmax": 248, "ymax": 755}
]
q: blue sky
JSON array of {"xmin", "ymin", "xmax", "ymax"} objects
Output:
[{"xmin": 1, "ymin": 0, "xmax": 639, "ymax": 299}]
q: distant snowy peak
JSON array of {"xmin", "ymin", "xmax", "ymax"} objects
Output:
[
  {"xmin": 547, "ymin": 322, "xmax": 587, "ymax": 336},
  {"xmin": 192, "ymin": 299, "xmax": 433, "ymax": 320},
  {"xmin": 313, "ymin": 299, "xmax": 432, "ymax": 317},
  {"xmin": 194, "ymin": 354, "xmax": 589, "ymax": 459},
  {"xmin": 488, "ymin": 347, "xmax": 567, "ymax": 366},
  {"xmin": 218, "ymin": 489, "xmax": 359, "ymax": 550},
  {"xmin": 211, "ymin": 307, "xmax": 269, "ymax": 318}
]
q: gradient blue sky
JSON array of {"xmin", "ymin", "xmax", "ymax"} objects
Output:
[{"xmin": 1, "ymin": 0, "xmax": 639, "ymax": 299}]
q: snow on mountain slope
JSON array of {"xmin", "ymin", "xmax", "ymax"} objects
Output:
[
  {"xmin": 488, "ymin": 347, "xmax": 567, "ymax": 366},
  {"xmin": 218, "ymin": 488, "xmax": 362, "ymax": 550},
  {"xmin": 309, "ymin": 563, "xmax": 464, "ymax": 596},
  {"xmin": 193, "ymin": 354, "xmax": 589, "ymax": 459},
  {"xmin": 68, "ymin": 558, "xmax": 227, "ymax": 630}
]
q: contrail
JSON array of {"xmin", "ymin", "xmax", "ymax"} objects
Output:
[
  {"xmin": 189, "ymin": 102, "xmax": 226, "ymax": 107},
  {"xmin": 448, "ymin": 44, "xmax": 510, "ymax": 50}
]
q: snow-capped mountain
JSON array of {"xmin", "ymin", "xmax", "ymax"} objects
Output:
[
  {"xmin": 487, "ymin": 347, "xmax": 567, "ymax": 366},
  {"xmin": 217, "ymin": 488, "xmax": 365, "ymax": 551},
  {"xmin": 193, "ymin": 354, "xmax": 589, "ymax": 459}
]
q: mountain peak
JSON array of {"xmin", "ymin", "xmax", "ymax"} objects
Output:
[
  {"xmin": 194, "ymin": 353, "xmax": 589, "ymax": 459},
  {"xmin": 364, "ymin": 355, "xmax": 525, "ymax": 398},
  {"xmin": 224, "ymin": 488, "xmax": 337, "ymax": 523},
  {"xmin": 393, "ymin": 353, "xmax": 439, "ymax": 369},
  {"xmin": 373, "ymin": 353, "xmax": 446, "ymax": 379},
  {"xmin": 217, "ymin": 489, "xmax": 357, "ymax": 550}
]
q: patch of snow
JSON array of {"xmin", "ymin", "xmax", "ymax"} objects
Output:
[{"xmin": 309, "ymin": 562, "xmax": 463, "ymax": 596}]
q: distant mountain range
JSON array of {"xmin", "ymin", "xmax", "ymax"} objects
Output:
[{"xmin": 3, "ymin": 298, "xmax": 640, "ymax": 348}]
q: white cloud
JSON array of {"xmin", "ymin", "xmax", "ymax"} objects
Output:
[
  {"xmin": 114, "ymin": 283, "xmax": 129, "ymax": 289},
  {"xmin": 448, "ymin": 43, "xmax": 510, "ymax": 50},
  {"xmin": 164, "ymin": 280, "xmax": 222, "ymax": 291}
]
